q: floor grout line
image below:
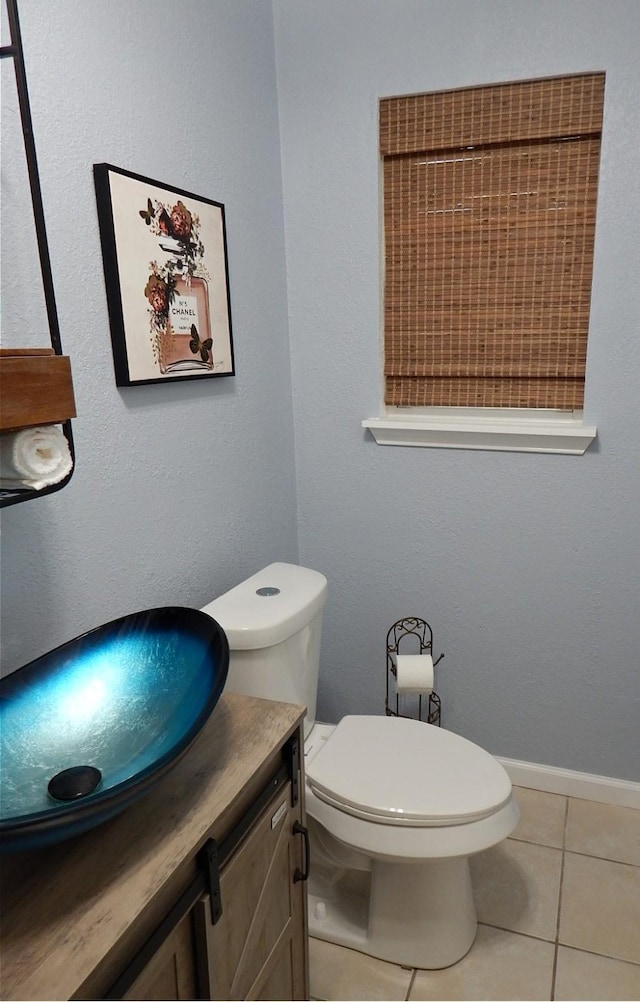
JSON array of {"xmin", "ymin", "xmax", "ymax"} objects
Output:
[
  {"xmin": 405, "ymin": 967, "xmax": 417, "ymax": 1001},
  {"xmin": 550, "ymin": 797, "xmax": 570, "ymax": 1000},
  {"xmin": 563, "ymin": 847, "xmax": 640, "ymax": 868},
  {"xmin": 478, "ymin": 920, "xmax": 556, "ymax": 945},
  {"xmin": 507, "ymin": 834, "xmax": 640, "ymax": 869},
  {"xmin": 556, "ymin": 943, "xmax": 640, "ymax": 967}
]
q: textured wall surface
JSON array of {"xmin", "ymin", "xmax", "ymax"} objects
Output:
[
  {"xmin": 3, "ymin": 1, "xmax": 639, "ymax": 783},
  {"xmin": 273, "ymin": 0, "xmax": 640, "ymax": 780},
  {"xmin": 1, "ymin": 0, "xmax": 298, "ymax": 672}
]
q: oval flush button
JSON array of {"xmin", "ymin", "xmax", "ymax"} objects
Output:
[{"xmin": 256, "ymin": 587, "xmax": 280, "ymax": 596}]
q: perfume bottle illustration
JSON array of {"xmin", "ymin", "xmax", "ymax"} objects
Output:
[
  {"xmin": 141, "ymin": 199, "xmax": 214, "ymax": 375},
  {"xmin": 157, "ymin": 240, "xmax": 212, "ymax": 374}
]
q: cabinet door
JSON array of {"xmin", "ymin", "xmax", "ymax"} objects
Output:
[
  {"xmin": 196, "ymin": 779, "xmax": 308, "ymax": 1001},
  {"xmin": 120, "ymin": 908, "xmax": 199, "ymax": 1001}
]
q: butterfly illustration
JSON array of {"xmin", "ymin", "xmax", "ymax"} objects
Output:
[
  {"xmin": 189, "ymin": 325, "xmax": 213, "ymax": 363},
  {"xmin": 139, "ymin": 198, "xmax": 155, "ymax": 225}
]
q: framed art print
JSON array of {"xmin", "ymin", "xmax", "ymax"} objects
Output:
[{"xmin": 94, "ymin": 164, "xmax": 234, "ymax": 386}]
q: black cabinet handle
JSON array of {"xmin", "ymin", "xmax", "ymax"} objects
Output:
[{"xmin": 293, "ymin": 821, "xmax": 310, "ymax": 883}]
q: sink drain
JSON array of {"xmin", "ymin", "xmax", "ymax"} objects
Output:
[{"xmin": 47, "ymin": 765, "xmax": 102, "ymax": 802}]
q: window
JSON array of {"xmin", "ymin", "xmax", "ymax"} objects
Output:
[{"xmin": 364, "ymin": 73, "xmax": 604, "ymax": 454}]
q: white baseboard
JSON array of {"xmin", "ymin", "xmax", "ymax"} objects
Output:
[{"xmin": 498, "ymin": 756, "xmax": 640, "ymax": 809}]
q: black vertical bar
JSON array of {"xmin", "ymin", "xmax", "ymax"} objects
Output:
[
  {"xmin": 6, "ymin": 0, "xmax": 63, "ymax": 353},
  {"xmin": 200, "ymin": 838, "xmax": 223, "ymax": 926},
  {"xmin": 287, "ymin": 733, "xmax": 300, "ymax": 807}
]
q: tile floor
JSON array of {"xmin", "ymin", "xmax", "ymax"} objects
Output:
[{"xmin": 309, "ymin": 788, "xmax": 640, "ymax": 1001}]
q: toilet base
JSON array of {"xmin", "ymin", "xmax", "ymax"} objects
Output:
[{"xmin": 308, "ymin": 854, "xmax": 478, "ymax": 970}]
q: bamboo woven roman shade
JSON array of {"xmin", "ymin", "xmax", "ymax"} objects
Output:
[{"xmin": 381, "ymin": 73, "xmax": 605, "ymax": 409}]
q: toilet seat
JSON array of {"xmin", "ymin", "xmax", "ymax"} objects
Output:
[{"xmin": 306, "ymin": 715, "xmax": 512, "ymax": 827}]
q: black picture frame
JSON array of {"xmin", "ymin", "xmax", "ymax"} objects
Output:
[{"xmin": 94, "ymin": 164, "xmax": 234, "ymax": 386}]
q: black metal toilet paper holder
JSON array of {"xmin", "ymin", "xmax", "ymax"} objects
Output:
[{"xmin": 385, "ymin": 618, "xmax": 444, "ymax": 726}]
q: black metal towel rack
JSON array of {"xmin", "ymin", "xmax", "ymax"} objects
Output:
[{"xmin": 1, "ymin": 0, "xmax": 75, "ymax": 508}]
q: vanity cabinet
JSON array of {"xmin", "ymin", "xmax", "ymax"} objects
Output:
[
  {"xmin": 120, "ymin": 910, "xmax": 199, "ymax": 1001},
  {"xmin": 196, "ymin": 779, "xmax": 307, "ymax": 1001},
  {"xmin": 110, "ymin": 776, "xmax": 307, "ymax": 1002},
  {"xmin": 0, "ymin": 693, "xmax": 309, "ymax": 1002}
]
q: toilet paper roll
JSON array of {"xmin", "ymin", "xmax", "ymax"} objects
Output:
[{"xmin": 395, "ymin": 654, "xmax": 434, "ymax": 694}]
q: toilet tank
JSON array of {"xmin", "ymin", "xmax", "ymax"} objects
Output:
[{"xmin": 201, "ymin": 563, "xmax": 328, "ymax": 737}]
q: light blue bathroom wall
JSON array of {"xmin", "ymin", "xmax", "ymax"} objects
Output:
[
  {"xmin": 0, "ymin": 1, "xmax": 298, "ymax": 673},
  {"xmin": 3, "ymin": 1, "xmax": 639, "ymax": 783},
  {"xmin": 273, "ymin": 0, "xmax": 640, "ymax": 780}
]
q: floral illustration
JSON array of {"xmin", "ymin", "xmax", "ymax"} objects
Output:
[{"xmin": 140, "ymin": 196, "xmax": 212, "ymax": 372}]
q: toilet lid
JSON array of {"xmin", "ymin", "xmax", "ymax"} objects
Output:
[{"xmin": 306, "ymin": 716, "xmax": 512, "ymax": 826}]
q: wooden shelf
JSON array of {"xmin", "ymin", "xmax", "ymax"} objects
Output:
[{"xmin": 0, "ymin": 348, "xmax": 76, "ymax": 433}]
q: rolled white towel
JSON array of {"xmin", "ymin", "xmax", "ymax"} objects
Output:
[{"xmin": 0, "ymin": 425, "xmax": 73, "ymax": 490}]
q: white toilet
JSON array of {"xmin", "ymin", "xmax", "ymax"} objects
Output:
[{"xmin": 202, "ymin": 562, "xmax": 519, "ymax": 970}]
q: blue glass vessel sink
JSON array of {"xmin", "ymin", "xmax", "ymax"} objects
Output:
[{"xmin": 0, "ymin": 607, "xmax": 228, "ymax": 852}]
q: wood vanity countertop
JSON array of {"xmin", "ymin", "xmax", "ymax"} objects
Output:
[{"xmin": 0, "ymin": 692, "xmax": 305, "ymax": 1002}]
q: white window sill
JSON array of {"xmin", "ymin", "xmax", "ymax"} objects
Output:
[{"xmin": 362, "ymin": 408, "xmax": 597, "ymax": 455}]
